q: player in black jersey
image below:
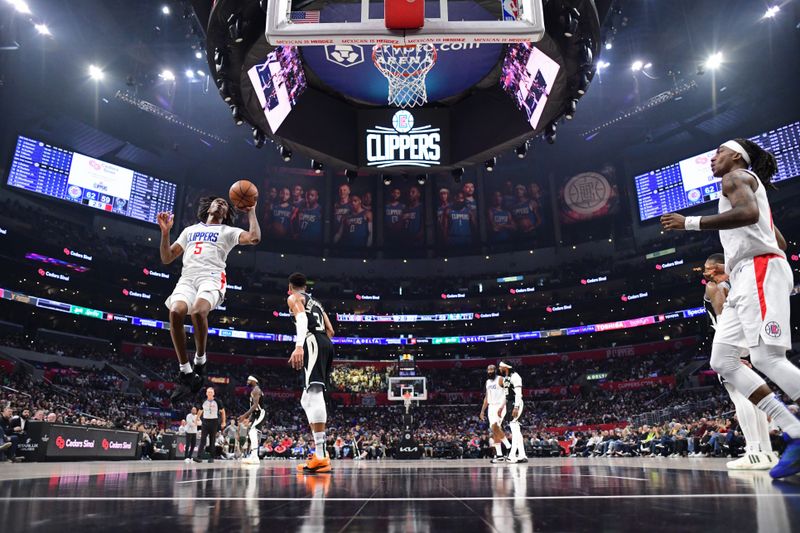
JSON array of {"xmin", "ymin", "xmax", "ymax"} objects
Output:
[
  {"xmin": 287, "ymin": 272, "xmax": 335, "ymax": 473},
  {"xmin": 238, "ymin": 375, "xmax": 265, "ymax": 464},
  {"xmin": 703, "ymin": 253, "xmax": 775, "ymax": 469}
]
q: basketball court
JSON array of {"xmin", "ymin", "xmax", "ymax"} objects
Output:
[{"xmin": 2, "ymin": 458, "xmax": 799, "ymax": 531}]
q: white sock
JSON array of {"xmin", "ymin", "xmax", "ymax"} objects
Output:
[
  {"xmin": 494, "ymin": 443, "xmax": 502, "ymax": 457},
  {"xmin": 757, "ymin": 393, "xmax": 800, "ymax": 439},
  {"xmin": 313, "ymin": 431, "xmax": 326, "ymax": 460},
  {"xmin": 502, "ymin": 438, "xmax": 511, "ymax": 450},
  {"xmin": 179, "ymin": 362, "xmax": 192, "ymax": 374},
  {"xmin": 194, "ymin": 353, "xmax": 206, "ymax": 365}
]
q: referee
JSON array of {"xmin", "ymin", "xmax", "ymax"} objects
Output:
[{"xmin": 194, "ymin": 387, "xmax": 226, "ymax": 464}]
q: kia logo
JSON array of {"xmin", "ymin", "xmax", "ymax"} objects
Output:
[{"xmin": 55, "ymin": 435, "xmax": 65, "ymax": 449}]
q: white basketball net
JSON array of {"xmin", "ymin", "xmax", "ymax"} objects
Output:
[{"xmin": 372, "ymin": 44, "xmax": 438, "ymax": 108}]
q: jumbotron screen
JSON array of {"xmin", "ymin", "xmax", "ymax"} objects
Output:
[
  {"xmin": 6, "ymin": 135, "xmax": 177, "ymax": 225},
  {"xmin": 634, "ymin": 120, "xmax": 800, "ymax": 221}
]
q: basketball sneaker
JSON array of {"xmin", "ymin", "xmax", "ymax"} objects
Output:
[
  {"xmin": 170, "ymin": 372, "xmax": 203, "ymax": 403},
  {"xmin": 194, "ymin": 362, "xmax": 206, "ymax": 379},
  {"xmin": 490, "ymin": 456, "xmax": 507, "ymax": 464},
  {"xmin": 769, "ymin": 434, "xmax": 800, "ymax": 479},
  {"xmin": 241, "ymin": 453, "xmax": 260, "ymax": 465},
  {"xmin": 726, "ymin": 452, "xmax": 771, "ymax": 470},
  {"xmin": 301, "ymin": 455, "xmax": 332, "ymax": 473},
  {"xmin": 506, "ymin": 456, "xmax": 518, "ymax": 464}
]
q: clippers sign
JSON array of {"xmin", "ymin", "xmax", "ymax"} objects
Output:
[{"xmin": 359, "ymin": 109, "xmax": 450, "ymax": 169}]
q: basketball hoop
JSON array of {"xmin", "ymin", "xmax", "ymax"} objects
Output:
[
  {"xmin": 402, "ymin": 391, "xmax": 413, "ymax": 413},
  {"xmin": 372, "ymin": 44, "xmax": 437, "ymax": 108}
]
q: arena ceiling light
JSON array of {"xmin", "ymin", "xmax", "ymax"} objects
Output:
[
  {"xmin": 597, "ymin": 60, "xmax": 610, "ymax": 71},
  {"xmin": 515, "ymin": 142, "xmax": 528, "ymax": 158},
  {"xmin": 763, "ymin": 6, "xmax": 780, "ymax": 18},
  {"xmin": 9, "ymin": 0, "xmax": 31, "ymax": 15},
  {"xmin": 279, "ymin": 145, "xmax": 292, "ymax": 162},
  {"xmin": 605, "ymin": 42, "xmax": 613, "ymax": 50},
  {"xmin": 159, "ymin": 69, "xmax": 175, "ymax": 81},
  {"xmin": 545, "ymin": 123, "xmax": 557, "ymax": 144},
  {"xmin": 416, "ymin": 174, "xmax": 427, "ymax": 185},
  {"xmin": 565, "ymin": 99, "xmax": 577, "ymax": 120},
  {"xmin": 195, "ymin": 51, "xmax": 203, "ymax": 59},
  {"xmin": 631, "ymin": 60, "xmax": 644, "ymax": 72},
  {"xmin": 218, "ymin": 79, "xmax": 233, "ymax": 102},
  {"xmin": 88, "ymin": 65, "xmax": 104, "ymax": 81},
  {"xmin": 196, "ymin": 70, "xmax": 205, "ymax": 77},
  {"xmin": 451, "ymin": 167, "xmax": 464, "ymax": 183},
  {"xmin": 34, "ymin": 23, "xmax": 50, "ymax": 36},
  {"xmin": 231, "ymin": 105, "xmax": 244, "ymax": 126},
  {"xmin": 382, "ymin": 174, "xmax": 392, "ymax": 186},
  {"xmin": 344, "ymin": 169, "xmax": 357, "ymax": 183},
  {"xmin": 312, "ymin": 160, "xmax": 324, "ymax": 174},
  {"xmin": 184, "ymin": 69, "xmax": 195, "ymax": 79},
  {"xmin": 252, "ymin": 128, "xmax": 265, "ymax": 148},
  {"xmin": 705, "ymin": 52, "xmax": 723, "ymax": 70},
  {"xmin": 227, "ymin": 14, "xmax": 243, "ymax": 43},
  {"xmin": 484, "ymin": 157, "xmax": 496, "ymax": 172},
  {"xmin": 161, "ymin": 5, "xmax": 171, "ymax": 15}
]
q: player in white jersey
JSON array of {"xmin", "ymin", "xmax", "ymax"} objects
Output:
[
  {"xmin": 499, "ymin": 362, "xmax": 527, "ymax": 463},
  {"xmin": 480, "ymin": 364, "xmax": 512, "ymax": 463},
  {"xmin": 661, "ymin": 138, "xmax": 800, "ymax": 478},
  {"xmin": 157, "ymin": 197, "xmax": 261, "ymax": 402},
  {"xmin": 703, "ymin": 253, "xmax": 776, "ymax": 470}
]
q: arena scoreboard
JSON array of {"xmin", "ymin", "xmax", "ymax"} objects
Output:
[
  {"xmin": 634, "ymin": 120, "xmax": 800, "ymax": 221},
  {"xmin": 399, "ymin": 353, "xmax": 416, "ymax": 377},
  {"xmin": 6, "ymin": 135, "xmax": 177, "ymax": 225}
]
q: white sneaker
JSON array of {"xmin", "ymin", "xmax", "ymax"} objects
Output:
[
  {"xmin": 726, "ymin": 452, "xmax": 771, "ymax": 470},
  {"xmin": 241, "ymin": 454, "xmax": 260, "ymax": 465},
  {"xmin": 506, "ymin": 456, "xmax": 518, "ymax": 464},
  {"xmin": 491, "ymin": 456, "xmax": 507, "ymax": 464}
]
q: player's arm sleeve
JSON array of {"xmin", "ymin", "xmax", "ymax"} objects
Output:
[
  {"xmin": 227, "ymin": 227, "xmax": 246, "ymax": 250},
  {"xmin": 512, "ymin": 374, "xmax": 523, "ymax": 407}
]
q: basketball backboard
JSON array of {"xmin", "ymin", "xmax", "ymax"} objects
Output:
[
  {"xmin": 266, "ymin": 0, "xmax": 545, "ymax": 46},
  {"xmin": 388, "ymin": 376, "xmax": 428, "ymax": 401}
]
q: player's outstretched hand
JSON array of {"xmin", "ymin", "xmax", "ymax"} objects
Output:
[
  {"xmin": 660, "ymin": 213, "xmax": 686, "ymax": 231},
  {"xmin": 288, "ymin": 346, "xmax": 304, "ymax": 370},
  {"xmin": 240, "ymin": 202, "xmax": 257, "ymax": 214},
  {"xmin": 157, "ymin": 212, "xmax": 174, "ymax": 233}
]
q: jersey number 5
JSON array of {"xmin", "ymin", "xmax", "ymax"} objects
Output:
[{"xmin": 193, "ymin": 242, "xmax": 204, "ymax": 254}]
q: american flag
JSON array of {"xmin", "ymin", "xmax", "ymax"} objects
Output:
[{"xmin": 289, "ymin": 11, "xmax": 320, "ymax": 24}]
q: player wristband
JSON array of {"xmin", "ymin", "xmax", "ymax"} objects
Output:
[{"xmin": 684, "ymin": 216, "xmax": 702, "ymax": 231}]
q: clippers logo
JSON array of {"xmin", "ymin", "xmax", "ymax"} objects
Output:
[
  {"xmin": 365, "ymin": 111, "xmax": 441, "ymax": 168},
  {"xmin": 765, "ymin": 321, "xmax": 781, "ymax": 338},
  {"xmin": 56, "ymin": 435, "xmax": 65, "ymax": 449},
  {"xmin": 325, "ymin": 45, "xmax": 364, "ymax": 67}
]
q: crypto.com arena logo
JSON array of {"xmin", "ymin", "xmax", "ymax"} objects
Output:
[{"xmin": 325, "ymin": 45, "xmax": 364, "ymax": 67}]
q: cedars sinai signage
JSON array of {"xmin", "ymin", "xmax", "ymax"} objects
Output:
[{"xmin": 359, "ymin": 109, "xmax": 450, "ymax": 169}]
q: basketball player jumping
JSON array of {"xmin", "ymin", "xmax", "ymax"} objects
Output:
[
  {"xmin": 238, "ymin": 376, "xmax": 266, "ymax": 464},
  {"xmin": 499, "ymin": 362, "xmax": 527, "ymax": 464},
  {"xmin": 287, "ymin": 272, "xmax": 335, "ymax": 473},
  {"xmin": 480, "ymin": 364, "xmax": 512, "ymax": 463},
  {"xmin": 661, "ymin": 138, "xmax": 800, "ymax": 478},
  {"xmin": 703, "ymin": 253, "xmax": 777, "ymax": 470},
  {"xmin": 157, "ymin": 197, "xmax": 261, "ymax": 402}
]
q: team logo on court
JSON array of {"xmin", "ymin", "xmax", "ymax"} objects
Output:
[
  {"xmin": 325, "ymin": 45, "xmax": 364, "ymax": 67},
  {"xmin": 765, "ymin": 321, "xmax": 781, "ymax": 338}
]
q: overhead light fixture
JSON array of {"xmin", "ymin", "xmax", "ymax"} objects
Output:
[
  {"xmin": 484, "ymin": 157, "xmax": 496, "ymax": 172},
  {"xmin": 280, "ymin": 145, "xmax": 292, "ymax": 162},
  {"xmin": 416, "ymin": 174, "xmax": 427, "ymax": 185},
  {"xmin": 382, "ymin": 174, "xmax": 392, "ymax": 186},
  {"xmin": 345, "ymin": 169, "xmax": 357, "ymax": 183},
  {"xmin": 597, "ymin": 60, "xmax": 610, "ymax": 71},
  {"xmin": 644, "ymin": 62, "xmax": 652, "ymax": 69},
  {"xmin": 763, "ymin": 6, "xmax": 780, "ymax": 19},
  {"xmin": 515, "ymin": 142, "xmax": 528, "ymax": 158},
  {"xmin": 631, "ymin": 60, "xmax": 644, "ymax": 72},
  {"xmin": 312, "ymin": 160, "xmax": 324, "ymax": 174},
  {"xmin": 580, "ymin": 43, "xmax": 593, "ymax": 67},
  {"xmin": 159, "ymin": 69, "xmax": 175, "ymax": 81},
  {"xmin": 218, "ymin": 79, "xmax": 232, "ymax": 102},
  {"xmin": 563, "ymin": 7, "xmax": 580, "ymax": 38},
  {"xmin": 231, "ymin": 105, "xmax": 244, "ymax": 126},
  {"xmin": 565, "ymin": 99, "xmax": 577, "ymax": 120},
  {"xmin": 227, "ymin": 14, "xmax": 243, "ymax": 43},
  {"xmin": 195, "ymin": 51, "xmax": 203, "ymax": 59},
  {"xmin": 185, "ymin": 69, "xmax": 195, "ymax": 79},
  {"xmin": 34, "ymin": 23, "xmax": 51, "ymax": 36},
  {"xmin": 252, "ymin": 128, "xmax": 265, "ymax": 148},
  {"xmin": 605, "ymin": 42, "xmax": 613, "ymax": 50},
  {"xmin": 576, "ymin": 72, "xmax": 590, "ymax": 95},
  {"xmin": 705, "ymin": 51, "xmax": 723, "ymax": 70},
  {"xmin": 10, "ymin": 0, "xmax": 31, "ymax": 15},
  {"xmin": 196, "ymin": 70, "xmax": 205, "ymax": 77},
  {"xmin": 545, "ymin": 123, "xmax": 557, "ymax": 144},
  {"xmin": 451, "ymin": 167, "xmax": 464, "ymax": 183},
  {"xmin": 161, "ymin": 5, "xmax": 171, "ymax": 15},
  {"xmin": 88, "ymin": 64, "xmax": 104, "ymax": 81}
]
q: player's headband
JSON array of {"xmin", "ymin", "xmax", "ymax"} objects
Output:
[
  {"xmin": 720, "ymin": 141, "xmax": 751, "ymax": 165},
  {"xmin": 247, "ymin": 375, "xmax": 258, "ymax": 384},
  {"xmin": 499, "ymin": 362, "xmax": 512, "ymax": 369}
]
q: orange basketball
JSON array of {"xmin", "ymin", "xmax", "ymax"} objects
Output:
[{"xmin": 229, "ymin": 180, "xmax": 258, "ymax": 209}]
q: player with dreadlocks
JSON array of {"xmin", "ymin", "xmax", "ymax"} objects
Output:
[
  {"xmin": 661, "ymin": 138, "xmax": 800, "ymax": 479},
  {"xmin": 157, "ymin": 196, "xmax": 261, "ymax": 402}
]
